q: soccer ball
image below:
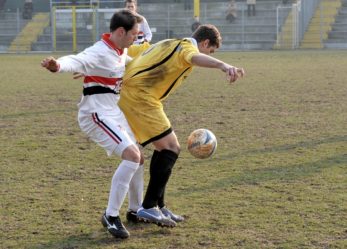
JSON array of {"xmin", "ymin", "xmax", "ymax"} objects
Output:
[{"xmin": 187, "ymin": 129, "xmax": 217, "ymax": 159}]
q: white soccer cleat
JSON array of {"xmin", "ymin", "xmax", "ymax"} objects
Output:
[{"xmin": 136, "ymin": 206, "xmax": 176, "ymax": 227}]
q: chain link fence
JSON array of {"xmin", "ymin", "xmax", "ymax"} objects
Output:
[{"xmin": 0, "ymin": 0, "xmax": 346, "ymax": 53}]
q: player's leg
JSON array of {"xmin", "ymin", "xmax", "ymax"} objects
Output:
[
  {"xmin": 78, "ymin": 112, "xmax": 140, "ymax": 238},
  {"xmin": 102, "ymin": 143, "xmax": 141, "ymax": 239},
  {"xmin": 105, "ymin": 143, "xmax": 141, "ymax": 217},
  {"xmin": 127, "ymin": 149, "xmax": 145, "ymax": 223},
  {"xmin": 137, "ymin": 132, "xmax": 180, "ymax": 226},
  {"xmin": 119, "ymin": 99, "xmax": 181, "ymax": 225},
  {"xmin": 126, "ymin": 164, "xmax": 144, "ymax": 222},
  {"xmin": 152, "ymin": 132, "xmax": 184, "ymax": 222},
  {"xmin": 155, "ymin": 150, "xmax": 185, "ymax": 223},
  {"xmin": 116, "ymin": 113, "xmax": 147, "ymax": 223}
]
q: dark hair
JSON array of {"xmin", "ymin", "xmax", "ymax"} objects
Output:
[
  {"xmin": 110, "ymin": 9, "xmax": 142, "ymax": 32},
  {"xmin": 192, "ymin": 24, "xmax": 222, "ymax": 48},
  {"xmin": 125, "ymin": 0, "xmax": 137, "ymax": 3}
]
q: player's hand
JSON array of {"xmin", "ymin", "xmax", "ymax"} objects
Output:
[
  {"xmin": 41, "ymin": 57, "xmax": 59, "ymax": 72},
  {"xmin": 73, "ymin": 72, "xmax": 84, "ymax": 79},
  {"xmin": 226, "ymin": 66, "xmax": 245, "ymax": 83}
]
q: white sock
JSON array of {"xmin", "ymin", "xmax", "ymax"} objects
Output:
[
  {"xmin": 128, "ymin": 164, "xmax": 144, "ymax": 212},
  {"xmin": 106, "ymin": 160, "xmax": 139, "ymax": 217}
]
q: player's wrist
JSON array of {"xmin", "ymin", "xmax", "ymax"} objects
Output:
[
  {"xmin": 220, "ymin": 63, "xmax": 230, "ymax": 73},
  {"xmin": 49, "ymin": 62, "xmax": 60, "ymax": 73}
]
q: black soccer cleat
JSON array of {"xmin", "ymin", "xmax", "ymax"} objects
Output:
[
  {"xmin": 101, "ymin": 212, "xmax": 130, "ymax": 239},
  {"xmin": 126, "ymin": 210, "xmax": 140, "ymax": 223}
]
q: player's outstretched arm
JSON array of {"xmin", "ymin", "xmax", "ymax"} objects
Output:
[
  {"xmin": 191, "ymin": 53, "xmax": 245, "ymax": 83},
  {"xmin": 41, "ymin": 56, "xmax": 59, "ymax": 72},
  {"xmin": 42, "ymin": 52, "xmax": 93, "ymax": 75}
]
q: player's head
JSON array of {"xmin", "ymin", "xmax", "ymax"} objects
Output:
[
  {"xmin": 192, "ymin": 24, "xmax": 222, "ymax": 55},
  {"xmin": 109, "ymin": 9, "xmax": 143, "ymax": 49},
  {"xmin": 125, "ymin": 0, "xmax": 137, "ymax": 12}
]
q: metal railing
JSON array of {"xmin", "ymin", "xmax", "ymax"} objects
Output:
[{"xmin": 50, "ymin": 0, "xmax": 124, "ymax": 9}]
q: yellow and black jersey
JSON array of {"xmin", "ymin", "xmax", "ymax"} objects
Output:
[
  {"xmin": 119, "ymin": 38, "xmax": 199, "ymax": 145},
  {"xmin": 122, "ymin": 38, "xmax": 199, "ymax": 101}
]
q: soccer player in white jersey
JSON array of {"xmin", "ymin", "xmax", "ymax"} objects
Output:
[{"xmin": 41, "ymin": 9, "xmax": 144, "ymax": 239}]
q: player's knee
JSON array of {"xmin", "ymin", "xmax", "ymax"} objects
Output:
[
  {"xmin": 153, "ymin": 133, "xmax": 180, "ymax": 154},
  {"xmin": 169, "ymin": 143, "xmax": 180, "ymax": 155},
  {"xmin": 122, "ymin": 145, "xmax": 141, "ymax": 163}
]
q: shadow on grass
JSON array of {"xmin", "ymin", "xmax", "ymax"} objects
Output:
[
  {"xmin": 30, "ymin": 224, "xmax": 172, "ymax": 249},
  {"xmin": 186, "ymin": 153, "xmax": 347, "ymax": 194},
  {"xmin": 31, "ymin": 231, "xmax": 115, "ymax": 249},
  {"xmin": 215, "ymin": 135, "xmax": 347, "ymax": 185},
  {"xmin": 220, "ymin": 135, "xmax": 347, "ymax": 160}
]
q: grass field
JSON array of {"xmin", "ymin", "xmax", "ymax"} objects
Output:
[{"xmin": 1, "ymin": 51, "xmax": 347, "ymax": 249}]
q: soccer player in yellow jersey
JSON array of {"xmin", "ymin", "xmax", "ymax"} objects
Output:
[{"xmin": 119, "ymin": 24, "xmax": 245, "ymax": 227}]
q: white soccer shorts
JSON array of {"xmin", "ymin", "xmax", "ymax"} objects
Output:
[{"xmin": 78, "ymin": 110, "xmax": 136, "ymax": 157}]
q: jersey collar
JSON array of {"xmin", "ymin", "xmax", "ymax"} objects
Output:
[
  {"xmin": 184, "ymin": 37, "xmax": 198, "ymax": 47},
  {"xmin": 102, "ymin": 33, "xmax": 124, "ymax": 55}
]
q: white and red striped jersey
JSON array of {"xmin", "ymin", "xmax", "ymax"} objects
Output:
[{"xmin": 57, "ymin": 33, "xmax": 131, "ymax": 115}]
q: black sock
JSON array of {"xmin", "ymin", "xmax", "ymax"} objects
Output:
[
  {"xmin": 151, "ymin": 150, "xmax": 160, "ymax": 163},
  {"xmin": 142, "ymin": 150, "xmax": 178, "ymax": 209},
  {"xmin": 158, "ymin": 188, "xmax": 166, "ymax": 209},
  {"xmin": 149, "ymin": 150, "xmax": 163, "ymax": 207},
  {"xmin": 152, "ymin": 150, "xmax": 166, "ymax": 208}
]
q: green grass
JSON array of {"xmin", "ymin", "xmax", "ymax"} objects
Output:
[{"xmin": 1, "ymin": 51, "xmax": 347, "ymax": 249}]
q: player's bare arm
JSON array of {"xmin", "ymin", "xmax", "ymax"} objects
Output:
[{"xmin": 191, "ymin": 53, "xmax": 245, "ymax": 83}]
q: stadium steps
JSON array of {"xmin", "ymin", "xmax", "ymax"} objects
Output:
[
  {"xmin": 300, "ymin": 0, "xmax": 342, "ymax": 49},
  {"xmin": 0, "ymin": 13, "xmax": 29, "ymax": 51},
  {"xmin": 32, "ymin": 25, "xmax": 95, "ymax": 51},
  {"xmin": 7, "ymin": 12, "xmax": 50, "ymax": 52},
  {"xmin": 273, "ymin": 6, "xmax": 295, "ymax": 50},
  {"xmin": 324, "ymin": 0, "xmax": 347, "ymax": 48}
]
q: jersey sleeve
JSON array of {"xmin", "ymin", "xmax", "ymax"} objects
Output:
[
  {"xmin": 180, "ymin": 40, "xmax": 200, "ymax": 65},
  {"xmin": 127, "ymin": 42, "xmax": 151, "ymax": 58},
  {"xmin": 57, "ymin": 48, "xmax": 100, "ymax": 74}
]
